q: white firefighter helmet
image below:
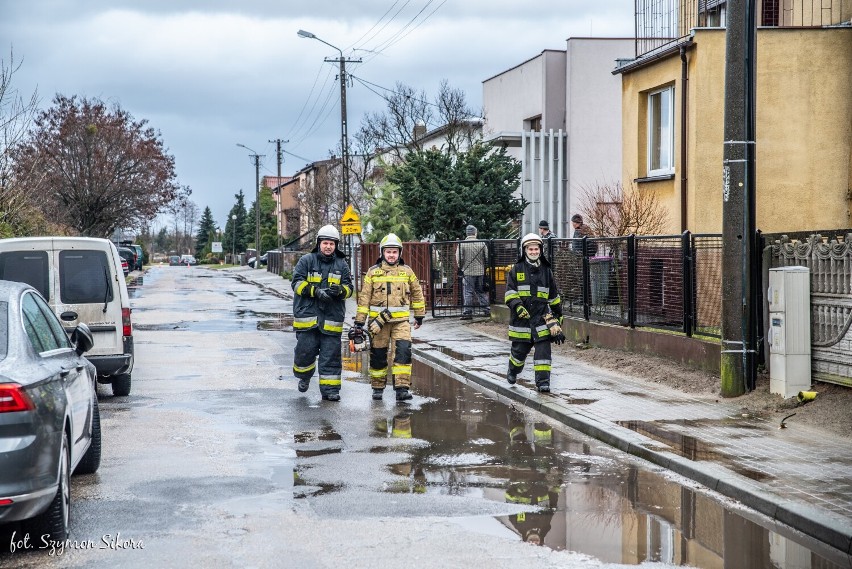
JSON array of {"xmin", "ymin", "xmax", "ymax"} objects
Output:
[
  {"xmin": 380, "ymin": 233, "xmax": 403, "ymax": 252},
  {"xmin": 520, "ymin": 233, "xmax": 543, "ymax": 251},
  {"xmin": 317, "ymin": 224, "xmax": 340, "ymax": 243}
]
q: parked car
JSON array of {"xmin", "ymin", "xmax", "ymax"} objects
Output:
[
  {"xmin": 0, "ymin": 281, "xmax": 100, "ymax": 541},
  {"xmin": 130, "ymin": 244, "xmax": 144, "ymax": 270},
  {"xmin": 120, "ymin": 258, "xmax": 129, "ymax": 276},
  {"xmin": 168, "ymin": 255, "xmax": 181, "ymax": 266},
  {"xmin": 180, "ymin": 254, "xmax": 197, "ymax": 266},
  {"xmin": 248, "ymin": 253, "xmax": 267, "ymax": 268},
  {"xmin": 0, "ymin": 237, "xmax": 135, "ymax": 396},
  {"xmin": 116, "ymin": 246, "xmax": 137, "ymax": 273}
]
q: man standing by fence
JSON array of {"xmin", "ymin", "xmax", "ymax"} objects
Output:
[{"xmin": 456, "ymin": 225, "xmax": 489, "ymax": 320}]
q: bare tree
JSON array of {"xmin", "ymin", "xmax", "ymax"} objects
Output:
[
  {"xmin": 298, "ymin": 160, "xmax": 335, "ymax": 232},
  {"xmin": 358, "ymin": 82, "xmax": 432, "ymax": 163},
  {"xmin": 0, "ymin": 49, "xmax": 53, "ymax": 236},
  {"xmin": 13, "ymin": 94, "xmax": 178, "ymax": 237},
  {"xmin": 578, "ymin": 180, "xmax": 669, "ymax": 237},
  {"xmin": 435, "ymin": 80, "xmax": 482, "ymax": 155}
]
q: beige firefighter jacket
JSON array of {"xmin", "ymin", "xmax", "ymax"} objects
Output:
[{"xmin": 355, "ymin": 260, "xmax": 426, "ymax": 325}]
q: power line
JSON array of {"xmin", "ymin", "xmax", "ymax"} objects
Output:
[{"xmin": 345, "ymin": 0, "xmax": 404, "ymax": 52}]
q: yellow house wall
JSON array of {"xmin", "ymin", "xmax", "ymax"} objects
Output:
[{"xmin": 621, "ymin": 28, "xmax": 852, "ymax": 235}]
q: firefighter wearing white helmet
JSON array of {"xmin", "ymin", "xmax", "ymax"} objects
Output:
[
  {"xmin": 354, "ymin": 233, "xmax": 426, "ymax": 401},
  {"xmin": 289, "ymin": 223, "xmax": 353, "ymax": 401},
  {"xmin": 503, "ymin": 232, "xmax": 565, "ymax": 392}
]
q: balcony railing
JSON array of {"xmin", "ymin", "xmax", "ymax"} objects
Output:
[{"xmin": 635, "ymin": 0, "xmax": 851, "ymax": 58}]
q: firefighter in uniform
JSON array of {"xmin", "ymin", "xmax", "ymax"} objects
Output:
[
  {"xmin": 290, "ymin": 224, "xmax": 353, "ymax": 401},
  {"xmin": 504, "ymin": 233, "xmax": 566, "ymax": 392},
  {"xmin": 353, "ymin": 233, "xmax": 426, "ymax": 401}
]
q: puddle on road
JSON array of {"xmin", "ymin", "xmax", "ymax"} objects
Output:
[{"xmin": 305, "ymin": 357, "xmax": 847, "ymax": 568}]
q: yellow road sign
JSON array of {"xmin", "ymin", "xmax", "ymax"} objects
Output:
[
  {"xmin": 341, "ymin": 223, "xmax": 362, "ymax": 235},
  {"xmin": 340, "ymin": 204, "xmax": 360, "ymax": 223}
]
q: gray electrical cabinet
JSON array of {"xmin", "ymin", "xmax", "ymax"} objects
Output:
[{"xmin": 767, "ymin": 266, "xmax": 811, "ymax": 398}]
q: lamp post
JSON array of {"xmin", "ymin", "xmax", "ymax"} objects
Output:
[
  {"xmin": 236, "ymin": 144, "xmax": 264, "ymax": 258},
  {"xmin": 231, "ymin": 214, "xmax": 237, "ymax": 264},
  {"xmin": 297, "ymin": 29, "xmax": 360, "ymax": 256}
]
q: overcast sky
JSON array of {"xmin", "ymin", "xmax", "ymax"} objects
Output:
[{"xmin": 1, "ymin": 1, "xmax": 634, "ymax": 231}]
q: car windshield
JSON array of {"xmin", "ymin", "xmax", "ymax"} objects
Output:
[
  {"xmin": 0, "ymin": 251, "xmax": 50, "ymax": 301},
  {"xmin": 0, "ymin": 301, "xmax": 7, "ymax": 361},
  {"xmin": 59, "ymin": 250, "xmax": 114, "ymax": 304}
]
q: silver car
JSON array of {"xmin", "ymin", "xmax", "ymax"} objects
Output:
[{"xmin": 0, "ymin": 280, "xmax": 99, "ymax": 541}]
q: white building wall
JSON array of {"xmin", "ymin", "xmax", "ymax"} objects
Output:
[
  {"xmin": 565, "ymin": 38, "xmax": 633, "ymax": 226},
  {"xmin": 482, "ymin": 39, "xmax": 632, "ymax": 238}
]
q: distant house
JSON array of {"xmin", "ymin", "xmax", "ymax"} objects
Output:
[
  {"xmin": 614, "ymin": 0, "xmax": 852, "ymax": 234},
  {"xmin": 483, "ymin": 39, "xmax": 633, "ymax": 237}
]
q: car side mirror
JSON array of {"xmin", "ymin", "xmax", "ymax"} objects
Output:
[{"xmin": 71, "ymin": 323, "xmax": 94, "ymax": 355}]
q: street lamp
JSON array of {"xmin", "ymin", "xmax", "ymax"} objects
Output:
[
  {"xmin": 297, "ymin": 29, "xmax": 358, "ymax": 256},
  {"xmin": 236, "ymin": 143, "xmax": 264, "ymax": 258},
  {"xmin": 231, "ymin": 214, "xmax": 237, "ymax": 264}
]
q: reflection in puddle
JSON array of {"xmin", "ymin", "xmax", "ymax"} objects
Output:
[
  {"xmin": 294, "ymin": 426, "xmax": 342, "ymax": 443},
  {"xmin": 324, "ymin": 359, "xmax": 844, "ymax": 568}
]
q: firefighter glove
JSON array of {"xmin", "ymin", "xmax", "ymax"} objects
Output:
[
  {"xmin": 414, "ymin": 316, "xmax": 423, "ymax": 326},
  {"xmin": 315, "ymin": 287, "xmax": 333, "ymax": 303},
  {"xmin": 515, "ymin": 304, "xmax": 531, "ymax": 319},
  {"xmin": 328, "ymin": 284, "xmax": 343, "ymax": 298}
]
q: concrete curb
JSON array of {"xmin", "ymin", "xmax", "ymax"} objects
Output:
[{"xmin": 413, "ymin": 345, "xmax": 852, "ymax": 555}]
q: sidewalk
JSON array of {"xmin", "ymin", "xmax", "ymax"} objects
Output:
[{"xmin": 227, "ymin": 266, "xmax": 852, "ymax": 555}]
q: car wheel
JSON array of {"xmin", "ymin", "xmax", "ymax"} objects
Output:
[
  {"xmin": 28, "ymin": 434, "xmax": 70, "ymax": 541},
  {"xmin": 111, "ymin": 373, "xmax": 131, "ymax": 397},
  {"xmin": 75, "ymin": 398, "xmax": 101, "ymax": 475}
]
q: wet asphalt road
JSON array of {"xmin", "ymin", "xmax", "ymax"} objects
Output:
[{"xmin": 1, "ymin": 265, "xmax": 848, "ymax": 569}]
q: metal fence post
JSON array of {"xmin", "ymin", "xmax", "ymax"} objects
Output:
[
  {"xmin": 682, "ymin": 230, "xmax": 694, "ymax": 337},
  {"xmin": 627, "ymin": 234, "xmax": 636, "ymax": 328},
  {"xmin": 582, "ymin": 237, "xmax": 591, "ymax": 321},
  {"xmin": 487, "ymin": 239, "xmax": 494, "ymax": 305}
]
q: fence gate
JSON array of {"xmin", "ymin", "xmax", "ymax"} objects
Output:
[{"xmin": 430, "ymin": 240, "xmax": 495, "ymax": 318}]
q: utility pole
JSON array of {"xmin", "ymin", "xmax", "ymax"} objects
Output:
[
  {"xmin": 721, "ymin": 0, "xmax": 758, "ymax": 396},
  {"xmin": 326, "ymin": 52, "xmax": 360, "ymax": 258},
  {"xmin": 269, "ymin": 138, "xmax": 288, "ymax": 250},
  {"xmin": 297, "ymin": 29, "xmax": 360, "ymax": 257},
  {"xmin": 236, "ymin": 144, "xmax": 264, "ymax": 258}
]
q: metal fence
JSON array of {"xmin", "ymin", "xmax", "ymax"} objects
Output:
[{"xmin": 420, "ymin": 232, "xmax": 724, "ymax": 338}]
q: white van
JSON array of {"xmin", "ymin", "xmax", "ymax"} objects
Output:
[{"xmin": 0, "ymin": 237, "xmax": 134, "ymax": 395}]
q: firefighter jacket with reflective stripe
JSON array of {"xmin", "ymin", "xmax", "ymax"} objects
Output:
[
  {"xmin": 291, "ymin": 250, "xmax": 353, "ymax": 335},
  {"xmin": 355, "ymin": 260, "xmax": 426, "ymax": 325},
  {"xmin": 504, "ymin": 258, "xmax": 562, "ymax": 343}
]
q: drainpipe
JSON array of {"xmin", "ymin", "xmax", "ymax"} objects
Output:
[{"xmin": 680, "ymin": 45, "xmax": 689, "ymax": 232}]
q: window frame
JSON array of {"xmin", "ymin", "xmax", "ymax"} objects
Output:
[{"xmin": 647, "ymin": 85, "xmax": 675, "ymax": 177}]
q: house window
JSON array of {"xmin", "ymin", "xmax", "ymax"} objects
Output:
[
  {"xmin": 526, "ymin": 115, "xmax": 542, "ymax": 132},
  {"xmin": 647, "ymin": 86, "xmax": 674, "ymax": 176}
]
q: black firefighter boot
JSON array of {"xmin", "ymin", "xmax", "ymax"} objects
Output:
[
  {"xmin": 536, "ymin": 381, "xmax": 550, "ymax": 393},
  {"xmin": 322, "ymin": 391, "xmax": 341, "ymax": 402},
  {"xmin": 372, "ymin": 388, "xmax": 384, "ymax": 400},
  {"xmin": 297, "ymin": 378, "xmax": 310, "ymax": 393},
  {"xmin": 395, "ymin": 387, "xmax": 413, "ymax": 401}
]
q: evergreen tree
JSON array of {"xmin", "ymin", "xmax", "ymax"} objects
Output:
[
  {"xmin": 388, "ymin": 142, "xmax": 525, "ymax": 241},
  {"xmin": 362, "ymin": 183, "xmax": 414, "ymax": 242},
  {"xmin": 195, "ymin": 206, "xmax": 217, "ymax": 254},
  {"xmin": 224, "ymin": 190, "xmax": 249, "ymax": 257}
]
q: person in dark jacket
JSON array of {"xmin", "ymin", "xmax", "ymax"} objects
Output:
[
  {"xmin": 290, "ymin": 224, "xmax": 353, "ymax": 401},
  {"xmin": 503, "ymin": 233, "xmax": 565, "ymax": 392}
]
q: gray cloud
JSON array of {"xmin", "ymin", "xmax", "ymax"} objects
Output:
[{"xmin": 1, "ymin": 0, "xmax": 634, "ymax": 228}]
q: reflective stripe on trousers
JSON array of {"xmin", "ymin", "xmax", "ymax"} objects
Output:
[{"xmin": 293, "ymin": 329, "xmax": 342, "ymax": 395}]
